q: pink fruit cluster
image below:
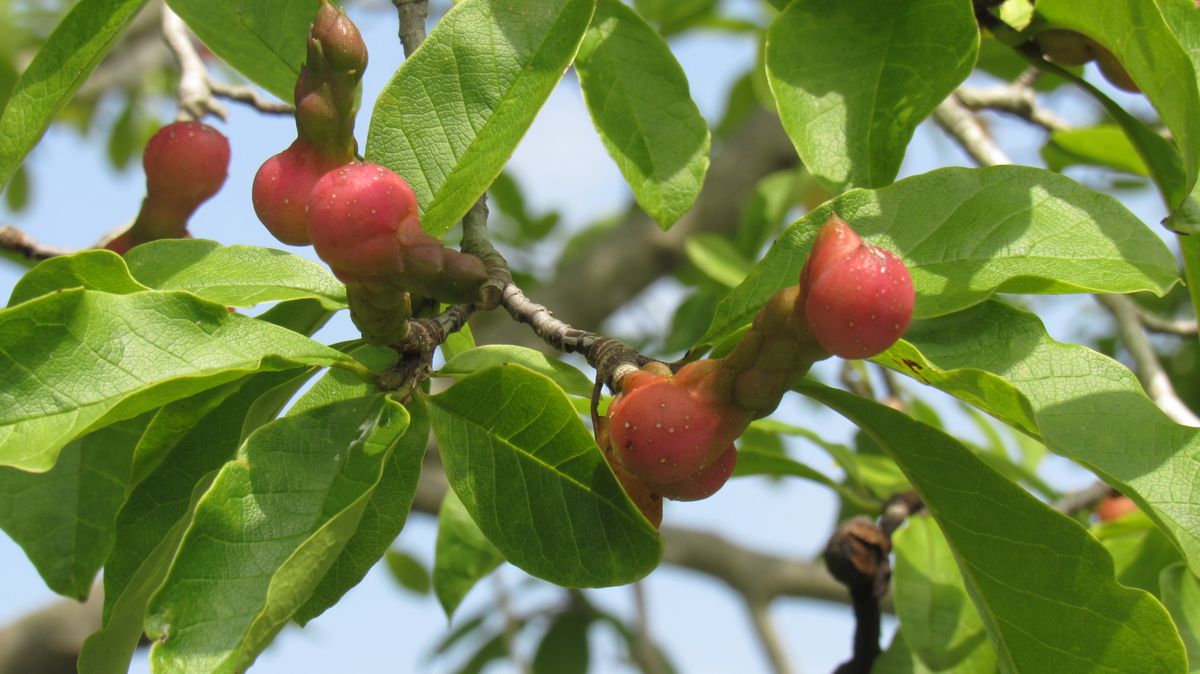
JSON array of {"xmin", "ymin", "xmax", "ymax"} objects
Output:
[{"xmin": 105, "ymin": 121, "xmax": 230, "ymax": 254}]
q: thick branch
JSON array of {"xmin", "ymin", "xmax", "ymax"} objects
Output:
[
  {"xmin": 746, "ymin": 601, "xmax": 793, "ymax": 674},
  {"xmin": 955, "ymin": 70, "xmax": 1071, "ymax": 132}
]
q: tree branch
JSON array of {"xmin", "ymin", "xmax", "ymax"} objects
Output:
[
  {"xmin": 746, "ymin": 600, "xmax": 793, "ymax": 674},
  {"xmin": 0, "ymin": 225, "xmax": 76, "ymax": 263},
  {"xmin": 955, "ymin": 69, "xmax": 1071, "ymax": 132},
  {"xmin": 932, "ymin": 94, "xmax": 1012, "ymax": 167},
  {"xmin": 393, "ymin": 0, "xmax": 429, "ymax": 57},
  {"xmin": 1095, "ymin": 294, "xmax": 1200, "ymax": 426}
]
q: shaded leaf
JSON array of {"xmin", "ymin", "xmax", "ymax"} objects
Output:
[
  {"xmin": 428, "ymin": 364, "xmax": 661, "ymax": 587},
  {"xmin": 440, "ymin": 345, "xmax": 593, "ymax": 398},
  {"xmin": 434, "ymin": 489, "xmax": 504, "ymax": 619}
]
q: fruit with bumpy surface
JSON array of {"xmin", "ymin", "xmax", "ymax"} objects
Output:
[
  {"xmin": 307, "ymin": 162, "xmax": 487, "ymax": 303},
  {"xmin": 649, "ymin": 444, "xmax": 737, "ymax": 502},
  {"xmin": 106, "ymin": 121, "xmax": 229, "ymax": 252},
  {"xmin": 800, "ymin": 214, "xmax": 913, "ymax": 359},
  {"xmin": 1093, "ymin": 47, "xmax": 1139, "ymax": 93},
  {"xmin": 252, "ymin": 141, "xmax": 343, "ymax": 245},
  {"xmin": 596, "ymin": 417, "xmax": 663, "ymax": 528},
  {"xmin": 308, "ymin": 163, "xmax": 418, "ymax": 279},
  {"xmin": 608, "ymin": 369, "xmax": 736, "ymax": 485}
]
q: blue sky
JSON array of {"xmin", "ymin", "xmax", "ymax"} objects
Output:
[{"xmin": 0, "ymin": 1, "xmax": 1171, "ymax": 672}]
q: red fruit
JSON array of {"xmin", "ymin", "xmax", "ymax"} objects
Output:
[
  {"xmin": 252, "ymin": 140, "xmax": 343, "ymax": 245},
  {"xmin": 142, "ymin": 121, "xmax": 230, "ymax": 212},
  {"xmin": 307, "ymin": 162, "xmax": 420, "ymax": 281},
  {"xmin": 1096, "ymin": 495, "xmax": 1137, "ymax": 522},
  {"xmin": 801, "ymin": 214, "xmax": 914, "ymax": 359},
  {"xmin": 609, "ymin": 374, "xmax": 732, "ymax": 485},
  {"xmin": 650, "ymin": 444, "xmax": 737, "ymax": 502}
]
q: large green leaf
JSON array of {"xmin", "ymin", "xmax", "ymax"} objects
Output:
[
  {"xmin": 146, "ymin": 396, "xmax": 410, "ymax": 674},
  {"xmin": 883, "ymin": 300, "xmax": 1200, "ymax": 578},
  {"xmin": 1036, "ymin": 0, "xmax": 1200, "ymax": 226},
  {"xmin": 575, "ymin": 0, "xmax": 710, "ymax": 229},
  {"xmin": 78, "ymin": 370, "xmax": 311, "ymax": 674},
  {"xmin": 699, "ymin": 166, "xmax": 1178, "ymax": 347},
  {"xmin": 892, "ymin": 517, "xmax": 997, "ymax": 673},
  {"xmin": 0, "ymin": 0, "xmax": 150, "ymax": 189},
  {"xmin": 7, "ymin": 250, "xmax": 149, "ymax": 307},
  {"xmin": 366, "ymin": 0, "xmax": 596, "ymax": 236},
  {"xmin": 801, "ymin": 382, "xmax": 1187, "ymax": 673},
  {"xmin": 1094, "ymin": 511, "xmax": 1185, "ymax": 596},
  {"xmin": 1041, "ymin": 125, "xmax": 1150, "ymax": 177},
  {"xmin": 164, "ymin": 0, "xmax": 319, "ymax": 102},
  {"xmin": 295, "ymin": 397, "xmax": 429, "ymax": 624},
  {"xmin": 124, "ymin": 240, "xmax": 347, "ymax": 309},
  {"xmin": 1160, "ymin": 564, "xmax": 1200, "ymax": 672},
  {"xmin": 764, "ymin": 0, "xmax": 977, "ymax": 190},
  {"xmin": 0, "ymin": 415, "xmax": 149, "ymax": 600},
  {"xmin": 428, "ymin": 364, "xmax": 661, "ymax": 587},
  {"xmin": 433, "ymin": 489, "xmax": 504, "ymax": 619},
  {"xmin": 0, "ymin": 289, "xmax": 358, "ymax": 472}
]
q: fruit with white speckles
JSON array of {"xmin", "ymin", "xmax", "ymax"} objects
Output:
[
  {"xmin": 649, "ymin": 444, "xmax": 737, "ymax": 502},
  {"xmin": 252, "ymin": 141, "xmax": 343, "ymax": 246},
  {"xmin": 608, "ymin": 368, "xmax": 735, "ymax": 485},
  {"xmin": 800, "ymin": 213, "xmax": 913, "ymax": 359}
]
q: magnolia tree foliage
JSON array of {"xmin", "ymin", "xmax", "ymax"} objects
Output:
[{"xmin": 0, "ymin": 0, "xmax": 1199, "ymax": 673}]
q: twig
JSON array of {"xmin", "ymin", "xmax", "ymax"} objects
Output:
[
  {"xmin": 162, "ymin": 6, "xmax": 291, "ymax": 120},
  {"xmin": 161, "ymin": 6, "xmax": 227, "ymax": 121},
  {"xmin": 630, "ymin": 583, "xmax": 665, "ymax": 674},
  {"xmin": 1127, "ymin": 304, "xmax": 1199, "ymax": 337},
  {"xmin": 1053, "ymin": 481, "xmax": 1115, "ymax": 515},
  {"xmin": 955, "ymin": 68, "xmax": 1071, "ymax": 132},
  {"xmin": 458, "ymin": 197, "xmax": 650, "ymax": 391},
  {"xmin": 932, "ymin": 94, "xmax": 1012, "ymax": 167},
  {"xmin": 824, "ymin": 517, "xmax": 890, "ymax": 674},
  {"xmin": 0, "ymin": 225, "xmax": 76, "ymax": 261},
  {"xmin": 746, "ymin": 600, "xmax": 792, "ymax": 674},
  {"xmin": 394, "ymin": 0, "xmax": 429, "ymax": 57},
  {"xmin": 1095, "ymin": 294, "xmax": 1200, "ymax": 426}
]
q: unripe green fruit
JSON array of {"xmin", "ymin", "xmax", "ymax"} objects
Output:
[
  {"xmin": 650, "ymin": 444, "xmax": 737, "ymax": 502},
  {"xmin": 142, "ymin": 121, "xmax": 230, "ymax": 214},
  {"xmin": 1093, "ymin": 47, "xmax": 1139, "ymax": 93},
  {"xmin": 609, "ymin": 371, "xmax": 733, "ymax": 484},
  {"xmin": 1034, "ymin": 29, "xmax": 1094, "ymax": 67},
  {"xmin": 252, "ymin": 140, "xmax": 344, "ymax": 245},
  {"xmin": 801, "ymin": 214, "xmax": 913, "ymax": 359}
]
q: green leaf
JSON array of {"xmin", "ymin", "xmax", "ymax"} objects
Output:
[
  {"xmin": 1094, "ymin": 510, "xmax": 1185, "ymax": 596},
  {"xmin": 124, "ymin": 240, "xmax": 347, "ymax": 309},
  {"xmin": 366, "ymin": 0, "xmax": 596, "ymax": 236},
  {"xmin": 532, "ymin": 610, "xmax": 591, "ymax": 674},
  {"xmin": 1036, "ymin": 0, "xmax": 1200, "ymax": 223},
  {"xmin": 0, "ymin": 415, "xmax": 149, "ymax": 600},
  {"xmin": 433, "ymin": 489, "xmax": 504, "ymax": 619},
  {"xmin": 699, "ymin": 166, "xmax": 1178, "ymax": 347},
  {"xmin": 146, "ymin": 396, "xmax": 410, "ymax": 674},
  {"xmin": 684, "ymin": 234, "xmax": 750, "ymax": 288},
  {"xmin": 0, "ymin": 0, "xmax": 150, "ymax": 189},
  {"xmin": 801, "ymin": 381, "xmax": 1188, "ymax": 673},
  {"xmin": 385, "ymin": 549, "xmax": 432, "ymax": 595},
  {"xmin": 1041, "ymin": 125, "xmax": 1150, "ymax": 177},
  {"xmin": 440, "ymin": 345, "xmax": 593, "ymax": 397},
  {"xmin": 7, "ymin": 250, "xmax": 149, "ymax": 307},
  {"xmin": 733, "ymin": 447, "xmax": 880, "ymax": 511},
  {"xmin": 575, "ymin": 0, "xmax": 710, "ymax": 229},
  {"xmin": 892, "ymin": 517, "xmax": 998, "ymax": 673},
  {"xmin": 428, "ymin": 364, "xmax": 661, "ymax": 587},
  {"xmin": 874, "ymin": 629, "xmax": 937, "ymax": 674},
  {"xmin": 79, "ymin": 370, "xmax": 310, "ymax": 674},
  {"xmin": 764, "ymin": 0, "xmax": 977, "ymax": 190},
  {"xmin": 164, "ymin": 0, "xmax": 319, "ymax": 102},
  {"xmin": 887, "ymin": 300, "xmax": 1200, "ymax": 578},
  {"xmin": 1160, "ymin": 564, "xmax": 1200, "ymax": 672},
  {"xmin": 0, "ymin": 289, "xmax": 357, "ymax": 472},
  {"xmin": 631, "ymin": 0, "xmax": 717, "ymax": 35},
  {"xmin": 294, "ymin": 397, "xmax": 430, "ymax": 625}
]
